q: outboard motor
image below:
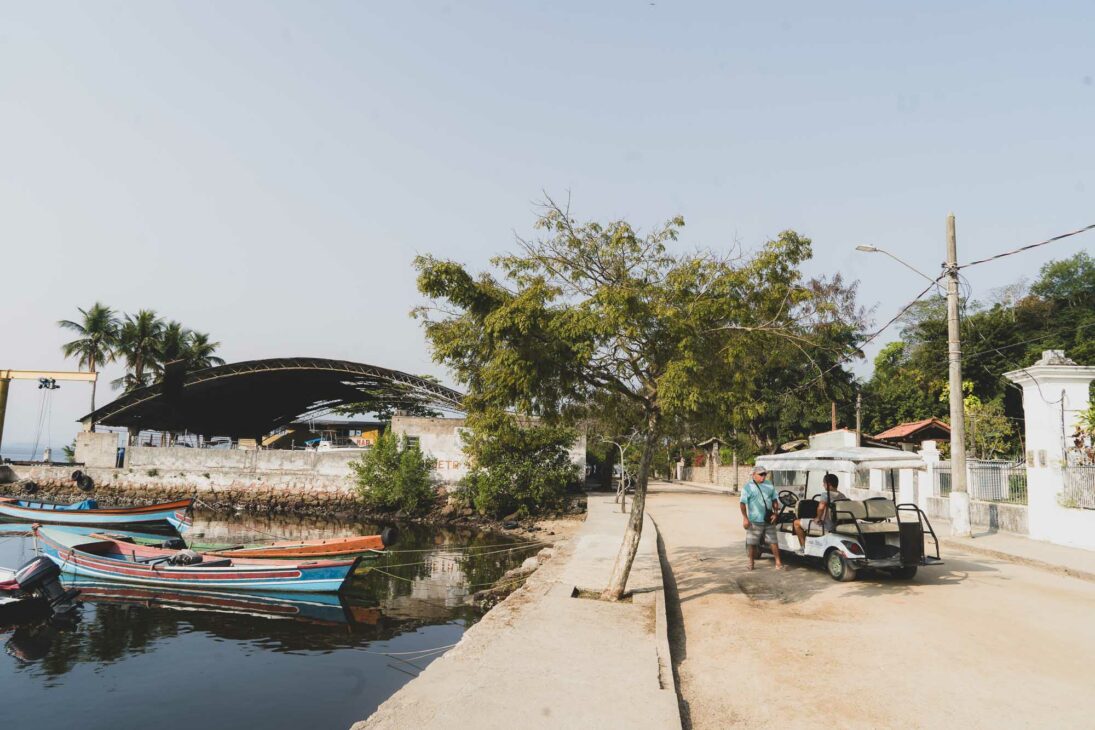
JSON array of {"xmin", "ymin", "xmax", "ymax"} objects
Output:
[
  {"xmin": 169, "ymin": 549, "xmax": 202, "ymax": 566},
  {"xmin": 381, "ymin": 526, "xmax": 399, "ymax": 548},
  {"xmin": 160, "ymin": 537, "xmax": 187, "ymax": 550},
  {"xmin": 14, "ymin": 557, "xmax": 80, "ymax": 614}
]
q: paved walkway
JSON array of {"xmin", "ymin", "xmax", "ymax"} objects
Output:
[
  {"xmin": 355, "ymin": 496, "xmax": 680, "ymax": 729},
  {"xmin": 934, "ymin": 518, "xmax": 1095, "ymax": 583},
  {"xmin": 646, "ymin": 482, "xmax": 1095, "ymax": 729}
]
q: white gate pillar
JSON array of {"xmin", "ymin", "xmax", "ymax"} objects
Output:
[{"xmin": 1005, "ymin": 351, "xmax": 1095, "ymax": 545}]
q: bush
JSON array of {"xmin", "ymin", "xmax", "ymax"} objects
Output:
[
  {"xmin": 457, "ymin": 411, "xmax": 580, "ymax": 519},
  {"xmin": 350, "ymin": 432, "xmax": 437, "ymax": 515}
]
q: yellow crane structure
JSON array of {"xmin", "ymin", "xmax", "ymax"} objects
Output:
[{"xmin": 0, "ymin": 369, "xmax": 99, "ymax": 456}]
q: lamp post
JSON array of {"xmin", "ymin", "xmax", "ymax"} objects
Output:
[{"xmin": 856, "ymin": 222, "xmax": 971, "ymax": 536}]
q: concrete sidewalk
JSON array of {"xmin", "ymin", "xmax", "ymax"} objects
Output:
[
  {"xmin": 354, "ymin": 496, "xmax": 680, "ymax": 730},
  {"xmin": 935, "ymin": 520, "xmax": 1095, "ymax": 583}
]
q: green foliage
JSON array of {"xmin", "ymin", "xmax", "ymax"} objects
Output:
[
  {"xmin": 58, "ymin": 303, "xmax": 118, "ymax": 373},
  {"xmin": 965, "ymin": 397, "xmax": 1016, "ymax": 460},
  {"xmin": 62, "ymin": 440, "xmax": 76, "ymax": 464},
  {"xmin": 862, "ymin": 252, "xmax": 1095, "ymax": 435},
  {"xmin": 414, "ymin": 201, "xmax": 862, "ymax": 455},
  {"xmin": 335, "ymin": 374, "xmax": 444, "ymax": 420},
  {"xmin": 350, "ymin": 431, "xmax": 437, "ymax": 515},
  {"xmin": 458, "ymin": 411, "xmax": 580, "ymax": 518}
]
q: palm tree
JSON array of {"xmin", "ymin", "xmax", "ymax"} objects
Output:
[
  {"xmin": 58, "ymin": 302, "xmax": 118, "ymax": 413},
  {"xmin": 150, "ymin": 320, "xmax": 192, "ymax": 381},
  {"xmin": 184, "ymin": 331, "xmax": 226, "ymax": 371},
  {"xmin": 113, "ymin": 310, "xmax": 164, "ymax": 391}
]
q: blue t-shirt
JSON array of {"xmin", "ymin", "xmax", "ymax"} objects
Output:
[{"xmin": 740, "ymin": 480, "xmax": 777, "ymax": 524}]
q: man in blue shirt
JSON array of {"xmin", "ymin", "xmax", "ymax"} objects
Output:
[{"xmin": 739, "ymin": 466, "xmax": 785, "ymax": 570}]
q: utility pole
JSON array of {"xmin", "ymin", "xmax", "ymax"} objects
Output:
[
  {"xmin": 831, "ymin": 401, "xmax": 837, "ymax": 431},
  {"xmin": 855, "ymin": 392, "xmax": 862, "ymax": 446},
  {"xmin": 945, "ymin": 213, "xmax": 972, "ymax": 537}
]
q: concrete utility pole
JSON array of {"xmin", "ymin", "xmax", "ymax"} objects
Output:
[
  {"xmin": 855, "ymin": 392, "xmax": 862, "ymax": 446},
  {"xmin": 945, "ymin": 214, "xmax": 972, "ymax": 537}
]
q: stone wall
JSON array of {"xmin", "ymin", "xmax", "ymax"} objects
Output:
[
  {"xmin": 679, "ymin": 463, "xmax": 752, "ymax": 490},
  {"xmin": 1, "ymin": 462, "xmax": 360, "ymax": 517}
]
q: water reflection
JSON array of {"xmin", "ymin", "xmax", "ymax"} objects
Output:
[{"xmin": 0, "ymin": 511, "xmax": 545, "ymax": 729}]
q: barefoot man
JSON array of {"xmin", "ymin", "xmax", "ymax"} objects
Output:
[{"xmin": 740, "ymin": 466, "xmax": 784, "ymax": 570}]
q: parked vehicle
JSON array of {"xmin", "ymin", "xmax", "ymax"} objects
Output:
[
  {"xmin": 0, "ymin": 496, "xmax": 193, "ymax": 533},
  {"xmin": 755, "ymin": 447, "xmax": 942, "ymax": 581},
  {"xmin": 763, "ymin": 491, "xmax": 943, "ymax": 581},
  {"xmin": 33, "ymin": 527, "xmax": 360, "ymax": 594}
]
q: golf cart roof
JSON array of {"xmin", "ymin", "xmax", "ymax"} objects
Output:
[{"xmin": 755, "ymin": 446, "xmax": 926, "ymax": 472}]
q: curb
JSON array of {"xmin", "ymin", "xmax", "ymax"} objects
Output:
[
  {"xmin": 646, "ymin": 513, "xmax": 684, "ymax": 730},
  {"xmin": 941, "ymin": 538, "xmax": 1095, "ymax": 585}
]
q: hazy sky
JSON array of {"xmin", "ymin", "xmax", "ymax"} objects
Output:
[{"xmin": 1, "ymin": 1, "xmax": 1092, "ymax": 450}]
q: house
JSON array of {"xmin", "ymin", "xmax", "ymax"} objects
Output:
[{"xmin": 875, "ymin": 418, "xmax": 951, "ymax": 451}]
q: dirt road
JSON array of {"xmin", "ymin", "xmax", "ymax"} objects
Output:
[{"xmin": 646, "ymin": 484, "xmax": 1095, "ymax": 729}]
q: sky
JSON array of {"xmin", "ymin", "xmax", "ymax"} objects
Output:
[{"xmin": 1, "ymin": 1, "xmax": 1093, "ymax": 453}]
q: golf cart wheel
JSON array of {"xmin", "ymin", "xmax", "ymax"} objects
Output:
[
  {"xmin": 825, "ymin": 549, "xmax": 857, "ymax": 582},
  {"xmin": 888, "ymin": 565, "xmax": 918, "ymax": 580}
]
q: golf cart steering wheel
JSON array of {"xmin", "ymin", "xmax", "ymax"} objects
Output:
[{"xmin": 777, "ymin": 490, "xmax": 798, "ymax": 508}]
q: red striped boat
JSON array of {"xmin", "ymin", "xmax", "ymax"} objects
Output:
[{"xmin": 33, "ymin": 527, "xmax": 358, "ymax": 593}]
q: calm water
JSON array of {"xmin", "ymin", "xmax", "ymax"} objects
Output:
[{"xmin": 0, "ymin": 509, "xmax": 540, "ymax": 729}]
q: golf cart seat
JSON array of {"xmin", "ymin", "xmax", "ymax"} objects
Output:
[
  {"xmin": 834, "ymin": 522, "xmax": 901, "ymax": 535},
  {"xmin": 832, "ymin": 498, "xmax": 902, "ymax": 535}
]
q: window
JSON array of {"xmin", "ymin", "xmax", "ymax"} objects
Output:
[
  {"xmin": 405, "ymin": 436, "xmax": 421, "ymax": 448},
  {"xmin": 770, "ymin": 471, "xmax": 807, "ymax": 489},
  {"xmin": 853, "ymin": 469, "xmax": 870, "ymax": 489}
]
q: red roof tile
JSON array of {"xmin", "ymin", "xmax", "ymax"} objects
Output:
[{"xmin": 874, "ymin": 417, "xmax": 951, "ymax": 440}]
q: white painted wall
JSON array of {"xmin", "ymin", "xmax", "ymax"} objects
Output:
[{"xmin": 1005, "ymin": 352, "xmax": 1095, "ymax": 551}]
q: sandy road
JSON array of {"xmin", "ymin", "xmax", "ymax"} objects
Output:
[{"xmin": 646, "ymin": 484, "xmax": 1095, "ymax": 730}]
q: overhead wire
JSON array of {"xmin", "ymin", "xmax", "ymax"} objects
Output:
[
  {"xmin": 959, "ymin": 223, "xmax": 1095, "ymax": 269},
  {"xmin": 780, "ymin": 276, "xmax": 943, "ymax": 398}
]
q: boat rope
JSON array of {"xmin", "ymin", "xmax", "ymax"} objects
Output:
[
  {"xmin": 354, "ymin": 642, "xmax": 459, "ymax": 657},
  {"xmin": 380, "ymin": 540, "xmax": 553, "ymax": 554},
  {"xmin": 369, "ymin": 542, "xmax": 552, "ymax": 570},
  {"xmin": 366, "ymin": 566, "xmax": 534, "ymax": 590}
]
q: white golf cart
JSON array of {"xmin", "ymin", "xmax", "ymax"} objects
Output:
[{"xmin": 755, "ymin": 446, "xmax": 943, "ymax": 581}]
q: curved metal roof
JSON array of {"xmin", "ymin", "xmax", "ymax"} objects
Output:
[{"xmin": 80, "ymin": 358, "xmax": 465, "ymax": 437}]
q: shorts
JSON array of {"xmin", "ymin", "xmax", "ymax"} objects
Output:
[{"xmin": 745, "ymin": 522, "xmax": 777, "ymax": 546}]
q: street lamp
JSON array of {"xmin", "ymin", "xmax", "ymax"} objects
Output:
[{"xmin": 855, "ymin": 245, "xmax": 939, "ymax": 286}]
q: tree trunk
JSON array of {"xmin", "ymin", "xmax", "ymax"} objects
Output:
[
  {"xmin": 601, "ymin": 422, "xmax": 659, "ymax": 601},
  {"xmin": 89, "ymin": 355, "xmax": 97, "ymax": 421}
]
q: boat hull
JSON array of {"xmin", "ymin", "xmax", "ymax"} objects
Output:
[
  {"xmin": 0, "ymin": 497, "xmax": 192, "ymax": 532},
  {"xmin": 34, "ymin": 528, "xmax": 357, "ymax": 593},
  {"xmin": 204, "ymin": 534, "xmax": 386, "ymax": 559}
]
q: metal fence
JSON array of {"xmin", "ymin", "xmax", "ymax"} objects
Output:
[
  {"xmin": 933, "ymin": 460, "xmax": 1027, "ymax": 504},
  {"xmin": 1063, "ymin": 449, "xmax": 1095, "ymax": 510}
]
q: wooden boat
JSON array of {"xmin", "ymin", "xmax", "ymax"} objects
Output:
[
  {"xmin": 33, "ymin": 527, "xmax": 359, "ymax": 594},
  {"xmin": 0, "ymin": 496, "xmax": 193, "ymax": 532},
  {"xmin": 202, "ymin": 532, "xmax": 391, "ymax": 560}
]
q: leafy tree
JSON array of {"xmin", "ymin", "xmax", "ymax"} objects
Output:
[
  {"xmin": 458, "ymin": 410, "xmax": 580, "ymax": 519},
  {"xmin": 414, "ymin": 200, "xmax": 860, "ymax": 599},
  {"xmin": 58, "ymin": 302, "xmax": 118, "ymax": 414},
  {"xmin": 335, "ymin": 374, "xmax": 444, "ymax": 421},
  {"xmin": 350, "ymin": 431, "xmax": 437, "ymax": 515},
  {"xmin": 62, "ymin": 439, "xmax": 76, "ymax": 463},
  {"xmin": 113, "ymin": 310, "xmax": 164, "ymax": 391}
]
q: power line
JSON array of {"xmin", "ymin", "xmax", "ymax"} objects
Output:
[
  {"xmin": 959, "ymin": 223, "xmax": 1095, "ymax": 269},
  {"xmin": 782, "ymin": 276, "xmax": 942, "ymax": 397}
]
